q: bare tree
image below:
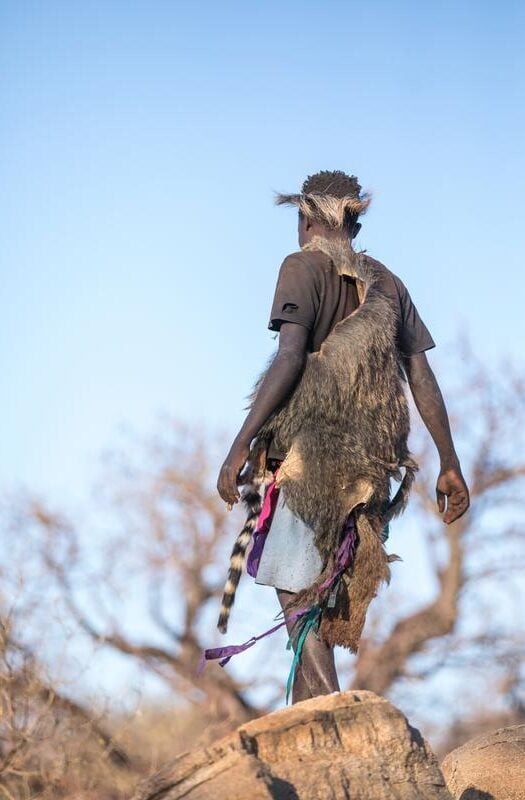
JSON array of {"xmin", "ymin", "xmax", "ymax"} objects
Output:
[
  {"xmin": 24, "ymin": 421, "xmax": 269, "ymax": 728},
  {"xmin": 3, "ymin": 339, "xmax": 525, "ymax": 758}
]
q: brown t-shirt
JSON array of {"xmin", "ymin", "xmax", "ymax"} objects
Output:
[{"xmin": 266, "ymin": 248, "xmax": 436, "ymax": 459}]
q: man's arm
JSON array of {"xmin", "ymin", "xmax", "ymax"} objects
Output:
[
  {"xmin": 403, "ymin": 351, "xmax": 470, "ymax": 524},
  {"xmin": 217, "ymin": 322, "xmax": 309, "ymax": 506}
]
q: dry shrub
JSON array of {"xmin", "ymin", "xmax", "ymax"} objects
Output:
[{"xmin": 0, "ymin": 617, "xmax": 140, "ymax": 799}]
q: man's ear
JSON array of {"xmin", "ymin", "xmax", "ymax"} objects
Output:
[{"xmin": 352, "ymin": 222, "xmax": 362, "ymax": 239}]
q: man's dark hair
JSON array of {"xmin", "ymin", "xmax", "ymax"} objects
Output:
[{"xmin": 301, "ymin": 169, "xmax": 363, "ymax": 200}]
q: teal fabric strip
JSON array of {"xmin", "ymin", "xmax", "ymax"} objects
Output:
[{"xmin": 285, "ymin": 606, "xmax": 321, "ymax": 704}]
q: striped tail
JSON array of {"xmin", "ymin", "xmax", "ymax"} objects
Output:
[{"xmin": 217, "ymin": 475, "xmax": 268, "ymax": 634}]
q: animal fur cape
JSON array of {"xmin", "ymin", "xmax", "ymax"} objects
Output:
[{"xmin": 221, "ymin": 234, "xmax": 418, "ymax": 652}]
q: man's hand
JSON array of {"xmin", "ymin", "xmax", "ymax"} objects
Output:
[
  {"xmin": 216, "ymin": 322, "xmax": 309, "ymax": 508},
  {"xmin": 217, "ymin": 439, "xmax": 250, "ymax": 507},
  {"xmin": 436, "ymin": 464, "xmax": 470, "ymax": 524}
]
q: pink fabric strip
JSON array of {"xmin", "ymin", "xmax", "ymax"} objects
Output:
[
  {"xmin": 255, "ymin": 473, "xmax": 280, "ymax": 534},
  {"xmin": 246, "ymin": 468, "xmax": 281, "ymax": 578}
]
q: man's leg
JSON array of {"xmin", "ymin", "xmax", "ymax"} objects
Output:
[{"xmin": 276, "ymin": 589, "xmax": 340, "ymax": 704}]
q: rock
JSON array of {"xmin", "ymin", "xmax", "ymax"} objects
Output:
[
  {"xmin": 132, "ymin": 745, "xmax": 277, "ymax": 800},
  {"xmin": 441, "ymin": 724, "xmax": 525, "ymax": 800},
  {"xmin": 133, "ymin": 690, "xmax": 451, "ymax": 800}
]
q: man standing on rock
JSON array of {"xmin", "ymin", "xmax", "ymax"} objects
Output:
[{"xmin": 214, "ymin": 170, "xmax": 470, "ymax": 703}]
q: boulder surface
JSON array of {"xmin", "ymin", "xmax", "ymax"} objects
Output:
[
  {"xmin": 133, "ymin": 690, "xmax": 452, "ymax": 800},
  {"xmin": 441, "ymin": 724, "xmax": 525, "ymax": 800}
]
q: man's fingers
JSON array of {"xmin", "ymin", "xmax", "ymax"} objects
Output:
[
  {"xmin": 220, "ymin": 485, "xmax": 239, "ymax": 505},
  {"xmin": 217, "ymin": 467, "xmax": 240, "ymax": 506},
  {"xmin": 436, "ymin": 469, "xmax": 470, "ymax": 524},
  {"xmin": 443, "ymin": 491, "xmax": 469, "ymax": 524},
  {"xmin": 221, "ymin": 480, "xmax": 239, "ymax": 505},
  {"xmin": 445, "ymin": 499, "xmax": 468, "ymax": 523}
]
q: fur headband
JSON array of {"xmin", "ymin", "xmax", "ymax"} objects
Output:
[{"xmin": 275, "ymin": 191, "xmax": 371, "ymax": 229}]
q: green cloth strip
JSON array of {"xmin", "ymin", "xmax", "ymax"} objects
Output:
[{"xmin": 285, "ymin": 606, "xmax": 321, "ymax": 704}]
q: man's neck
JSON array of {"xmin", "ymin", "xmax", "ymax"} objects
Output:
[
  {"xmin": 302, "ymin": 232, "xmax": 354, "ymax": 253},
  {"xmin": 301, "ymin": 234, "xmax": 360, "ymax": 278},
  {"xmin": 307, "ymin": 228, "xmax": 352, "ymax": 246}
]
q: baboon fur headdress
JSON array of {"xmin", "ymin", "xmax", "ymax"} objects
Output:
[{"xmin": 275, "ymin": 169, "xmax": 371, "ymax": 230}]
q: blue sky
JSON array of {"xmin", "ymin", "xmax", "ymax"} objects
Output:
[
  {"xmin": 1, "ymin": 0, "xmax": 524, "ymax": 726},
  {"xmin": 1, "ymin": 1, "xmax": 524, "ymax": 501}
]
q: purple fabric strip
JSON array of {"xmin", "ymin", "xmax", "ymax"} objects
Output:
[
  {"xmin": 199, "ymin": 511, "xmax": 358, "ymax": 676},
  {"xmin": 246, "ymin": 530, "xmax": 266, "ymax": 578},
  {"xmin": 198, "ymin": 607, "xmax": 309, "ymax": 674},
  {"xmin": 319, "ymin": 512, "xmax": 357, "ymax": 593}
]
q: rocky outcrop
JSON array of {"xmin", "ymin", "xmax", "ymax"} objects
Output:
[
  {"xmin": 133, "ymin": 690, "xmax": 451, "ymax": 800},
  {"xmin": 441, "ymin": 724, "xmax": 525, "ymax": 800}
]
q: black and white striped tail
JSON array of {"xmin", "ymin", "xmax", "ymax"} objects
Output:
[{"xmin": 217, "ymin": 475, "xmax": 268, "ymax": 634}]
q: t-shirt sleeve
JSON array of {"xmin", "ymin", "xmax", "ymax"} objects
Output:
[
  {"xmin": 268, "ymin": 254, "xmax": 320, "ymax": 332},
  {"xmin": 394, "ymin": 276, "xmax": 436, "ymax": 356}
]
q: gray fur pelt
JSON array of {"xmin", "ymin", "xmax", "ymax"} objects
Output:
[{"xmin": 218, "ymin": 234, "xmax": 418, "ymax": 649}]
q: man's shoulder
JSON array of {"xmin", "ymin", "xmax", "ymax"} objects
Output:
[
  {"xmin": 363, "ymin": 255, "xmax": 436, "ymax": 355},
  {"xmin": 277, "ymin": 249, "xmax": 331, "ymax": 287},
  {"xmin": 361, "ymin": 253, "xmax": 405, "ymax": 298},
  {"xmin": 281, "ymin": 248, "xmax": 331, "ymax": 269}
]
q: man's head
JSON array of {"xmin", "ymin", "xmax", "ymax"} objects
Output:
[{"xmin": 275, "ymin": 170, "xmax": 370, "ymax": 248}]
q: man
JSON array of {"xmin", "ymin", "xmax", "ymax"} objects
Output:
[{"xmin": 216, "ymin": 170, "xmax": 469, "ymax": 702}]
